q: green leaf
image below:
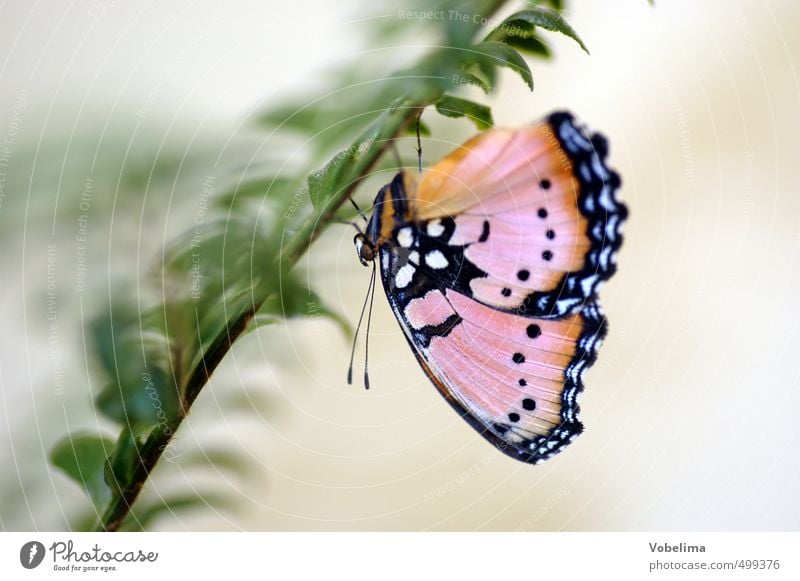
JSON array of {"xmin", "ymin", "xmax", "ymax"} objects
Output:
[
  {"xmin": 492, "ymin": 7, "xmax": 589, "ymax": 54},
  {"xmin": 501, "ymin": 33, "xmax": 551, "ymax": 58},
  {"xmin": 91, "ymin": 304, "xmax": 181, "ymax": 430},
  {"xmin": 539, "ymin": 0, "xmax": 564, "ymax": 10},
  {"xmin": 51, "ymin": 434, "xmax": 114, "ymax": 511},
  {"xmin": 306, "ymin": 153, "xmax": 354, "ymax": 211},
  {"xmin": 474, "ymin": 41, "xmax": 534, "ymax": 91},
  {"xmin": 405, "ymin": 119, "xmax": 431, "ymax": 137},
  {"xmin": 460, "ymin": 72, "xmax": 493, "ymax": 93},
  {"xmin": 214, "ymin": 176, "xmax": 299, "ymax": 211},
  {"xmin": 434, "ymin": 95, "xmax": 494, "ymax": 130},
  {"xmin": 258, "ymin": 273, "xmax": 352, "ymax": 339},
  {"xmin": 484, "ymin": 18, "xmax": 551, "ymax": 58},
  {"xmin": 304, "ymin": 117, "xmax": 380, "ymax": 211}
]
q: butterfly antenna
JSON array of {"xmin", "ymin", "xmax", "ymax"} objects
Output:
[
  {"xmin": 415, "ymin": 115, "xmax": 423, "ymax": 174},
  {"xmin": 347, "ymin": 261, "xmax": 376, "ymax": 385},
  {"xmin": 333, "ymin": 219, "xmax": 364, "ymax": 234},
  {"xmin": 349, "ymin": 197, "xmax": 368, "ymax": 223},
  {"xmin": 363, "ymin": 261, "xmax": 378, "ymax": 390}
]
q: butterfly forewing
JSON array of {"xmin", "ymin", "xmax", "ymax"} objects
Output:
[{"xmin": 412, "ymin": 112, "xmax": 626, "ymax": 318}]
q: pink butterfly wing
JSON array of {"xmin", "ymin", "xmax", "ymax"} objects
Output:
[{"xmin": 398, "ymin": 287, "xmax": 605, "ymax": 463}]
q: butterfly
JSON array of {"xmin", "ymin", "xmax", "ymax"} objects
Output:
[{"xmin": 352, "ymin": 111, "xmax": 626, "ymax": 464}]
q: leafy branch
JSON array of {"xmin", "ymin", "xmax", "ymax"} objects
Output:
[{"xmin": 50, "ymin": 0, "xmax": 588, "ymax": 531}]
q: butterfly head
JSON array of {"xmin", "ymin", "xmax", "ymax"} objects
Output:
[{"xmin": 354, "ymin": 233, "xmax": 376, "ymax": 267}]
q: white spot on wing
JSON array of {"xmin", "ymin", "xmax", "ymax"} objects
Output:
[
  {"xmin": 395, "ymin": 264, "xmax": 415, "ymax": 288},
  {"xmin": 425, "ymin": 250, "xmax": 448, "ymax": 269},
  {"xmin": 397, "ymin": 227, "xmax": 414, "ymax": 248},
  {"xmin": 580, "ymin": 274, "xmax": 598, "ymax": 296},
  {"xmin": 426, "ymin": 219, "xmax": 445, "ymax": 237}
]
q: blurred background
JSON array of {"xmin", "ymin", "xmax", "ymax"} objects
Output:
[{"xmin": 1, "ymin": 0, "xmax": 799, "ymax": 531}]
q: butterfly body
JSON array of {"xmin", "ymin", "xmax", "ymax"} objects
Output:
[{"xmin": 355, "ymin": 111, "xmax": 626, "ymax": 464}]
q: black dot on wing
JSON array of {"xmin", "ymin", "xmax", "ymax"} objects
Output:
[
  {"xmin": 540, "ymin": 179, "xmax": 551, "ymax": 190},
  {"xmin": 501, "ymin": 287, "xmax": 512, "ymax": 297},
  {"xmin": 517, "ymin": 269, "xmax": 530, "ymax": 281},
  {"xmin": 526, "ymin": 324, "xmax": 541, "ymax": 339},
  {"xmin": 509, "ymin": 413, "xmax": 520, "ymax": 423},
  {"xmin": 537, "ymin": 208, "xmax": 548, "ymax": 219},
  {"xmin": 493, "ymin": 423, "xmax": 509, "ymax": 435},
  {"xmin": 479, "ymin": 220, "xmax": 490, "ymax": 242},
  {"xmin": 542, "ymin": 250, "xmax": 553, "ymax": 261},
  {"xmin": 512, "ymin": 352, "xmax": 525, "ymax": 364},
  {"xmin": 522, "ymin": 398, "xmax": 536, "ymax": 411},
  {"xmin": 518, "ymin": 379, "xmax": 527, "ymax": 386},
  {"xmin": 546, "ymin": 229, "xmax": 556, "ymax": 240}
]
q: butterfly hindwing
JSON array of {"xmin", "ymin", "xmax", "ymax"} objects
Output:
[{"xmin": 379, "ymin": 244, "xmax": 606, "ymax": 463}]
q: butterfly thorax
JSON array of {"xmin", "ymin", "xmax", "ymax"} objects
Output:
[{"xmin": 356, "ymin": 170, "xmax": 418, "ymax": 265}]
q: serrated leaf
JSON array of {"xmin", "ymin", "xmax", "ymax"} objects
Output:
[
  {"xmin": 434, "ymin": 95, "xmax": 493, "ymax": 130},
  {"xmin": 493, "ymin": 7, "xmax": 588, "ymax": 54},
  {"xmin": 484, "ymin": 18, "xmax": 551, "ymax": 58},
  {"xmin": 51, "ymin": 434, "xmax": 114, "ymax": 511},
  {"xmin": 465, "ymin": 56, "xmax": 498, "ymax": 93},
  {"xmin": 501, "ymin": 33, "xmax": 551, "ymax": 58},
  {"xmin": 474, "ymin": 41, "xmax": 534, "ymax": 91}
]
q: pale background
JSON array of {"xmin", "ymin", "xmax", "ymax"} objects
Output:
[{"xmin": 1, "ymin": 0, "xmax": 799, "ymax": 531}]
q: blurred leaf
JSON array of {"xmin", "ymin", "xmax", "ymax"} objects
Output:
[
  {"xmin": 538, "ymin": 0, "xmax": 564, "ymax": 10},
  {"xmin": 259, "ymin": 272, "xmax": 351, "ymax": 339},
  {"xmin": 214, "ymin": 176, "xmax": 299, "ymax": 211},
  {"xmin": 459, "ymin": 55, "xmax": 499, "ymax": 94},
  {"xmin": 255, "ymin": 77, "xmax": 410, "ymax": 154},
  {"xmin": 405, "ymin": 119, "xmax": 431, "ymax": 137},
  {"xmin": 181, "ymin": 449, "xmax": 254, "ymax": 476},
  {"xmin": 307, "ymin": 151, "xmax": 356, "ymax": 211},
  {"xmin": 51, "ymin": 434, "xmax": 114, "ymax": 511},
  {"xmin": 305, "ymin": 119, "xmax": 380, "ymax": 211},
  {"xmin": 92, "ymin": 305, "xmax": 180, "ymax": 429},
  {"xmin": 457, "ymin": 71, "xmax": 493, "ymax": 93},
  {"xmin": 474, "ymin": 41, "xmax": 534, "ymax": 91},
  {"xmin": 490, "ymin": 7, "xmax": 589, "ymax": 54},
  {"xmin": 434, "ymin": 95, "xmax": 494, "ymax": 130},
  {"xmin": 121, "ymin": 494, "xmax": 231, "ymax": 531}
]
